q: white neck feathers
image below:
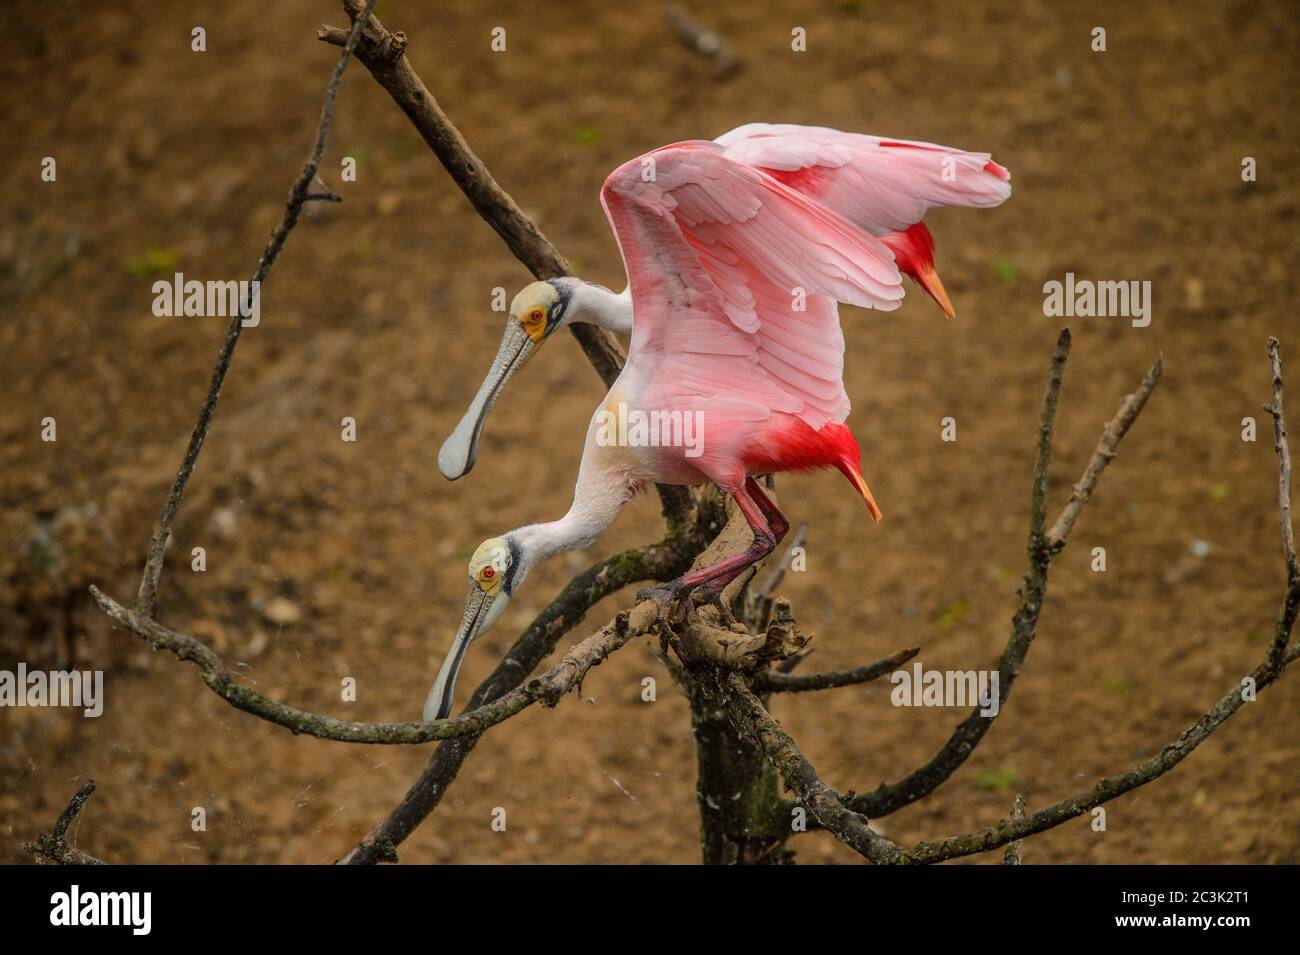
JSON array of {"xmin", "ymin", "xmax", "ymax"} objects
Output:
[{"xmin": 568, "ymin": 282, "xmax": 633, "ymax": 336}]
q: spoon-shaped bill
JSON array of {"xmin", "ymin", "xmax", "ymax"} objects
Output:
[
  {"xmin": 438, "ymin": 320, "xmax": 537, "ymax": 480},
  {"xmin": 423, "ymin": 585, "xmax": 510, "ymax": 721}
]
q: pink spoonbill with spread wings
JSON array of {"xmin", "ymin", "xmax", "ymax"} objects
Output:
[
  {"xmin": 425, "ymin": 126, "xmax": 1010, "ymax": 721},
  {"xmin": 437, "ymin": 124, "xmax": 1010, "ymax": 480}
]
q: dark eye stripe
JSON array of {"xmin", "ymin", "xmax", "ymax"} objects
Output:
[
  {"xmin": 503, "ymin": 537, "xmax": 523, "ymax": 593},
  {"xmin": 544, "ymin": 280, "xmax": 573, "ymax": 332}
]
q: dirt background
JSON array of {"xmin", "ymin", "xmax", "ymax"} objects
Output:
[{"xmin": 2, "ymin": 0, "xmax": 1298, "ymax": 864}]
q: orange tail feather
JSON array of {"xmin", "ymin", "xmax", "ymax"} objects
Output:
[{"xmin": 840, "ymin": 461, "xmax": 883, "ymax": 522}]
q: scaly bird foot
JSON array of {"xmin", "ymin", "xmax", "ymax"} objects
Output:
[
  {"xmin": 636, "ymin": 581, "xmax": 688, "ymax": 631},
  {"xmin": 697, "ymin": 582, "xmax": 736, "ymax": 626}
]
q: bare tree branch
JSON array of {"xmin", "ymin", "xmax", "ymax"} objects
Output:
[
  {"xmin": 903, "ymin": 644, "xmax": 1299, "ymax": 864},
  {"xmin": 723, "ymin": 673, "xmax": 906, "ymax": 863},
  {"xmin": 1264, "ymin": 336, "xmax": 1300, "ymax": 674},
  {"xmin": 847, "ymin": 332, "xmax": 1163, "ymax": 818},
  {"xmin": 1029, "ymin": 328, "xmax": 1073, "ymax": 546},
  {"xmin": 739, "ymin": 634, "xmax": 1299, "ymax": 864},
  {"xmin": 93, "ymin": 542, "xmax": 675, "ymax": 744},
  {"xmin": 747, "ymin": 339, "xmax": 1297, "ymax": 863},
  {"xmin": 1044, "ymin": 351, "xmax": 1163, "ymax": 548},
  {"xmin": 753, "ymin": 644, "xmax": 919, "ymax": 693},
  {"xmin": 24, "ymin": 780, "xmax": 106, "ymax": 865},
  {"xmin": 133, "ymin": 0, "xmax": 377, "ymax": 620}
]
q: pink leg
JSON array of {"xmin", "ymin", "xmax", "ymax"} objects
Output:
[
  {"xmin": 745, "ymin": 477, "xmax": 789, "ymax": 544},
  {"xmin": 640, "ymin": 481, "xmax": 787, "ymax": 607}
]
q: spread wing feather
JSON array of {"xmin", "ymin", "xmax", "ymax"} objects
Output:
[{"xmin": 600, "ymin": 141, "xmax": 904, "ymax": 430}]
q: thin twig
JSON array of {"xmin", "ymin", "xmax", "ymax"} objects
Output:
[
  {"xmin": 1264, "ymin": 337, "xmax": 1300, "ymax": 673},
  {"xmin": 24, "ymin": 780, "xmax": 106, "ymax": 865},
  {"xmin": 775, "ymin": 648, "xmax": 813, "ymax": 675},
  {"xmin": 753, "ymin": 644, "xmax": 919, "ymax": 693},
  {"xmin": 1026, "ymin": 329, "xmax": 1072, "ymax": 547},
  {"xmin": 1045, "ymin": 351, "xmax": 1163, "ymax": 548},
  {"xmin": 133, "ymin": 0, "xmax": 376, "ymax": 619}
]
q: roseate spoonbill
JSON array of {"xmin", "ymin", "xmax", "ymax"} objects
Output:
[
  {"xmin": 424, "ymin": 135, "xmax": 1010, "ymax": 721},
  {"xmin": 437, "ymin": 124, "xmax": 1010, "ymax": 480}
]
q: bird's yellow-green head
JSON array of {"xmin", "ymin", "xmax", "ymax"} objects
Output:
[
  {"xmin": 466, "ymin": 536, "xmax": 513, "ymax": 595},
  {"xmin": 437, "ymin": 279, "xmax": 574, "ymax": 481},
  {"xmin": 423, "ymin": 536, "xmax": 519, "ymax": 721},
  {"xmin": 510, "ymin": 280, "xmax": 565, "ymax": 344}
]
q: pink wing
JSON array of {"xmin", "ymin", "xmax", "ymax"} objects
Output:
[
  {"xmin": 600, "ymin": 141, "xmax": 903, "ymax": 433},
  {"xmin": 714, "ymin": 123, "xmax": 1011, "ymax": 235}
]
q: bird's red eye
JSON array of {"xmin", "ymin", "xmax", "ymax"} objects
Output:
[{"xmin": 481, "ymin": 567, "xmax": 495, "ymax": 579}]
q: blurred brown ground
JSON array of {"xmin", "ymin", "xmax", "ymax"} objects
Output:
[{"xmin": 1, "ymin": 0, "xmax": 1298, "ymax": 863}]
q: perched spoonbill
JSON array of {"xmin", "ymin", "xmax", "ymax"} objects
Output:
[
  {"xmin": 424, "ymin": 135, "xmax": 1009, "ymax": 720},
  {"xmin": 437, "ymin": 124, "xmax": 1010, "ymax": 480}
]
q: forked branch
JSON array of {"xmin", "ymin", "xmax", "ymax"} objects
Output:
[
  {"xmin": 725, "ymin": 336, "xmax": 1298, "ymax": 864},
  {"xmin": 904, "ymin": 642, "xmax": 1298, "ymax": 863},
  {"xmin": 847, "ymin": 331, "xmax": 1162, "ymax": 819}
]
